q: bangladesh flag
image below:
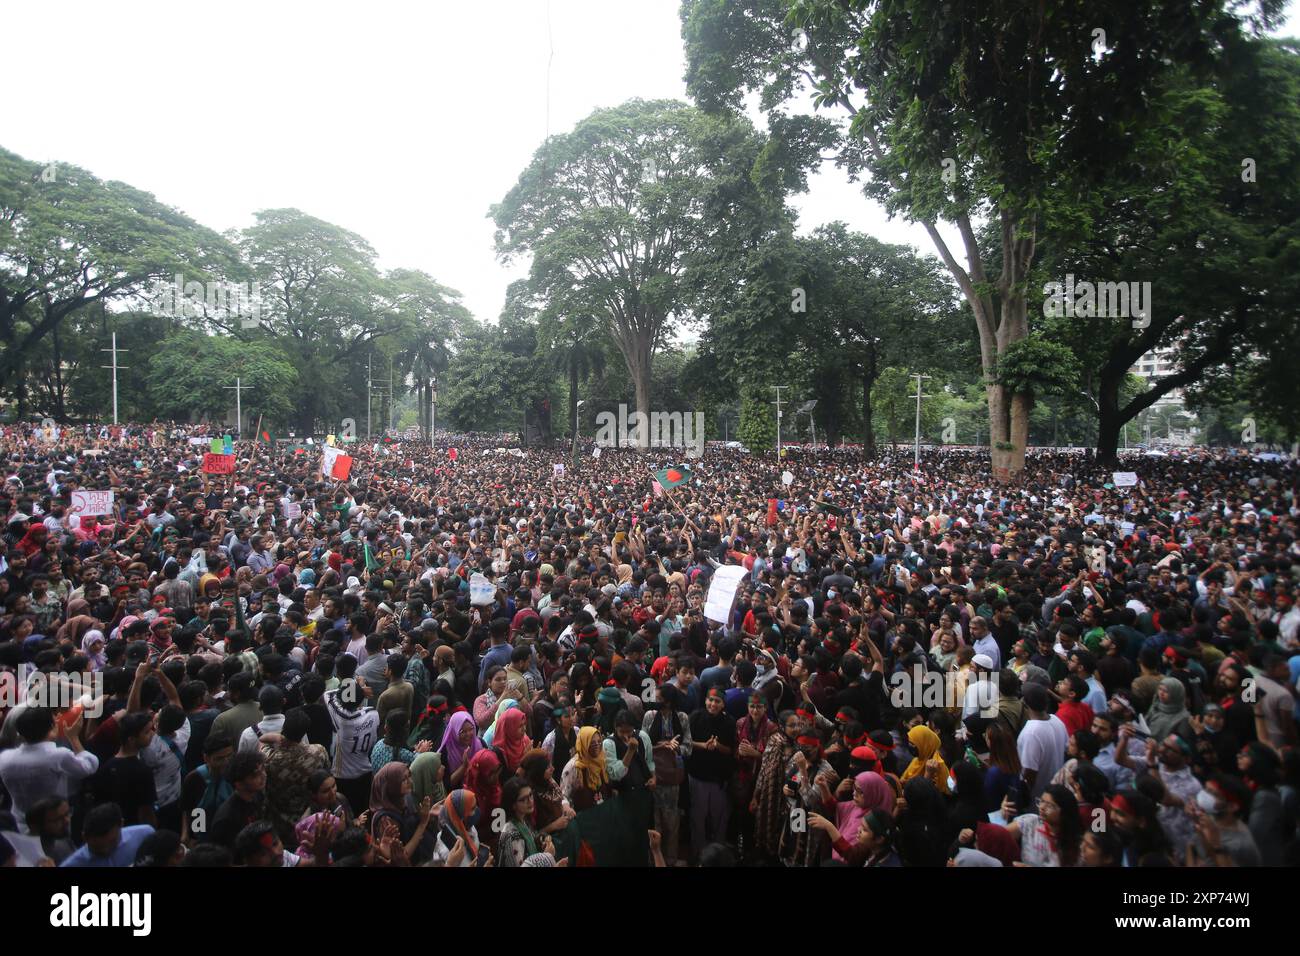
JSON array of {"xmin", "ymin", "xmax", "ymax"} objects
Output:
[
  {"xmin": 653, "ymin": 465, "xmax": 692, "ymax": 490},
  {"xmin": 260, "ymin": 428, "xmax": 274, "ymax": 443}
]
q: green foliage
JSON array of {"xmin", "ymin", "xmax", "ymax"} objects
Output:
[
  {"xmin": 144, "ymin": 333, "xmax": 298, "ymax": 424},
  {"xmin": 993, "ymin": 336, "xmax": 1081, "ymax": 404},
  {"xmin": 0, "ymin": 145, "xmax": 242, "ymax": 402},
  {"xmin": 738, "ymin": 381, "xmax": 777, "ymax": 451}
]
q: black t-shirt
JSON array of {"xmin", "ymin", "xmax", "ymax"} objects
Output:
[
  {"xmin": 92, "ymin": 755, "xmax": 157, "ymax": 825},
  {"xmin": 209, "ymin": 792, "xmax": 265, "ymax": 849},
  {"xmin": 301, "ymin": 701, "xmax": 334, "ymax": 750},
  {"xmin": 183, "ymin": 708, "xmax": 219, "ymax": 773},
  {"xmin": 686, "ymin": 710, "xmax": 738, "ymax": 783}
]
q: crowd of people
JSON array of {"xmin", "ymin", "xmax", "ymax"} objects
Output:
[{"xmin": 0, "ymin": 419, "xmax": 1296, "ymax": 868}]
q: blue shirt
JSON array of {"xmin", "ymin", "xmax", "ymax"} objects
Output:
[
  {"xmin": 61, "ymin": 825, "xmax": 155, "ymax": 867},
  {"xmin": 477, "ymin": 643, "xmax": 513, "ymax": 692}
]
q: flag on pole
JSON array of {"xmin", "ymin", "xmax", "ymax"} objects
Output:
[
  {"xmin": 652, "ymin": 465, "xmax": 692, "ymax": 490},
  {"xmin": 260, "ymin": 428, "xmax": 274, "ymax": 443},
  {"xmin": 321, "ymin": 445, "xmax": 353, "ymax": 481}
]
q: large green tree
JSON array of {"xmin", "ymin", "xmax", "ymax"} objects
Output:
[
  {"xmin": 492, "ymin": 99, "xmax": 813, "ymax": 448},
  {"xmin": 145, "ymin": 333, "xmax": 298, "ymax": 424},
  {"xmin": 0, "ymin": 147, "xmax": 240, "ymax": 416},
  {"xmin": 682, "ymin": 0, "xmax": 1285, "ymax": 476}
]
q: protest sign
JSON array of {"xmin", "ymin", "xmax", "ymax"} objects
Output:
[
  {"xmin": 201, "ymin": 453, "xmax": 235, "ymax": 474},
  {"xmin": 70, "ymin": 490, "xmax": 114, "ymax": 516}
]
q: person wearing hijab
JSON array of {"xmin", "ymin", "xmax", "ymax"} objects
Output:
[
  {"xmin": 1145, "ymin": 677, "xmax": 1193, "ymax": 742},
  {"xmin": 561, "ymin": 725, "xmax": 611, "ymax": 811},
  {"xmin": 81, "ymin": 629, "xmax": 107, "ymax": 670},
  {"xmin": 897, "ymin": 777, "xmax": 949, "ymax": 866},
  {"xmin": 482, "ymin": 696, "xmax": 519, "ymax": 748},
  {"xmin": 410, "ymin": 751, "xmax": 446, "ymax": 808},
  {"xmin": 820, "ymin": 771, "xmax": 893, "ymax": 864},
  {"xmin": 495, "ymin": 707, "xmax": 531, "ymax": 773},
  {"xmin": 294, "ymin": 810, "xmax": 344, "ymax": 865},
  {"xmin": 366, "ymin": 762, "xmax": 434, "ymax": 866},
  {"xmin": 900, "ymin": 724, "xmax": 949, "ymax": 791},
  {"xmin": 464, "ymin": 749, "xmax": 502, "ymax": 851},
  {"xmin": 432, "ymin": 789, "xmax": 489, "ymax": 867},
  {"xmin": 438, "ymin": 711, "xmax": 484, "ymax": 789}
]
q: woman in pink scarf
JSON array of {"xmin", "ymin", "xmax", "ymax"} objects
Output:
[
  {"xmin": 832, "ymin": 772, "xmax": 894, "ymax": 863},
  {"xmin": 495, "ymin": 707, "xmax": 531, "ymax": 773}
]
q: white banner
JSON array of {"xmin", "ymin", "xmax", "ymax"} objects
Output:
[
  {"xmin": 592, "ymin": 446, "xmax": 602, "ymax": 459},
  {"xmin": 70, "ymin": 490, "xmax": 114, "ymax": 517},
  {"xmin": 1112, "ymin": 472, "xmax": 1139, "ymax": 488},
  {"xmin": 704, "ymin": 564, "xmax": 747, "ymax": 625}
]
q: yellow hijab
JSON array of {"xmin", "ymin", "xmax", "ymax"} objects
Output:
[
  {"xmin": 574, "ymin": 726, "xmax": 609, "ymax": 792},
  {"xmin": 901, "ymin": 725, "xmax": 949, "ymax": 789}
]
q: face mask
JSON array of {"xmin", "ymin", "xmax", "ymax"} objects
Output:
[{"xmin": 1196, "ymin": 789, "xmax": 1222, "ymax": 815}]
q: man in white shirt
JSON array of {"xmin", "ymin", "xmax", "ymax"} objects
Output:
[
  {"xmin": 1016, "ymin": 683, "xmax": 1069, "ymax": 800},
  {"xmin": 0, "ymin": 708, "xmax": 99, "ymax": 833}
]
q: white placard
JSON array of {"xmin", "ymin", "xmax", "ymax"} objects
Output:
[
  {"xmin": 1112, "ymin": 472, "xmax": 1139, "ymax": 488},
  {"xmin": 70, "ymin": 490, "xmax": 114, "ymax": 517},
  {"xmin": 704, "ymin": 564, "xmax": 747, "ymax": 625},
  {"xmin": 592, "ymin": 446, "xmax": 602, "ymax": 459},
  {"xmin": 781, "ymin": 470, "xmax": 794, "ymax": 486},
  {"xmin": 553, "ymin": 463, "xmax": 566, "ymax": 476},
  {"xmin": 469, "ymin": 571, "xmax": 495, "ymax": 606}
]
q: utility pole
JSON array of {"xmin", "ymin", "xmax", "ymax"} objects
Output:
[
  {"xmin": 389, "ymin": 356, "xmax": 394, "ymax": 432},
  {"xmin": 100, "ymin": 333, "xmax": 128, "ymax": 425},
  {"xmin": 911, "ymin": 373, "xmax": 932, "ymax": 471},
  {"xmin": 224, "ymin": 377, "xmax": 248, "ymax": 436},
  {"xmin": 367, "ymin": 354, "xmax": 372, "ymax": 439},
  {"xmin": 771, "ymin": 386, "xmax": 789, "ymax": 459}
]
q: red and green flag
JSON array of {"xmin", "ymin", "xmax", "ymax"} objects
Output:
[
  {"xmin": 652, "ymin": 464, "xmax": 692, "ymax": 490},
  {"xmin": 260, "ymin": 428, "xmax": 274, "ymax": 443}
]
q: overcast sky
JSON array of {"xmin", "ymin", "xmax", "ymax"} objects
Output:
[{"xmin": 4, "ymin": 0, "xmax": 1295, "ymax": 335}]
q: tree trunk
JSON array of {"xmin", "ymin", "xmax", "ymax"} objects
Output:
[
  {"xmin": 626, "ymin": 331, "xmax": 653, "ymax": 452},
  {"xmin": 568, "ymin": 359, "xmax": 579, "ymax": 459},
  {"xmin": 861, "ymin": 368, "xmax": 877, "ymax": 460},
  {"xmin": 1096, "ymin": 376, "xmax": 1124, "ymax": 467}
]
